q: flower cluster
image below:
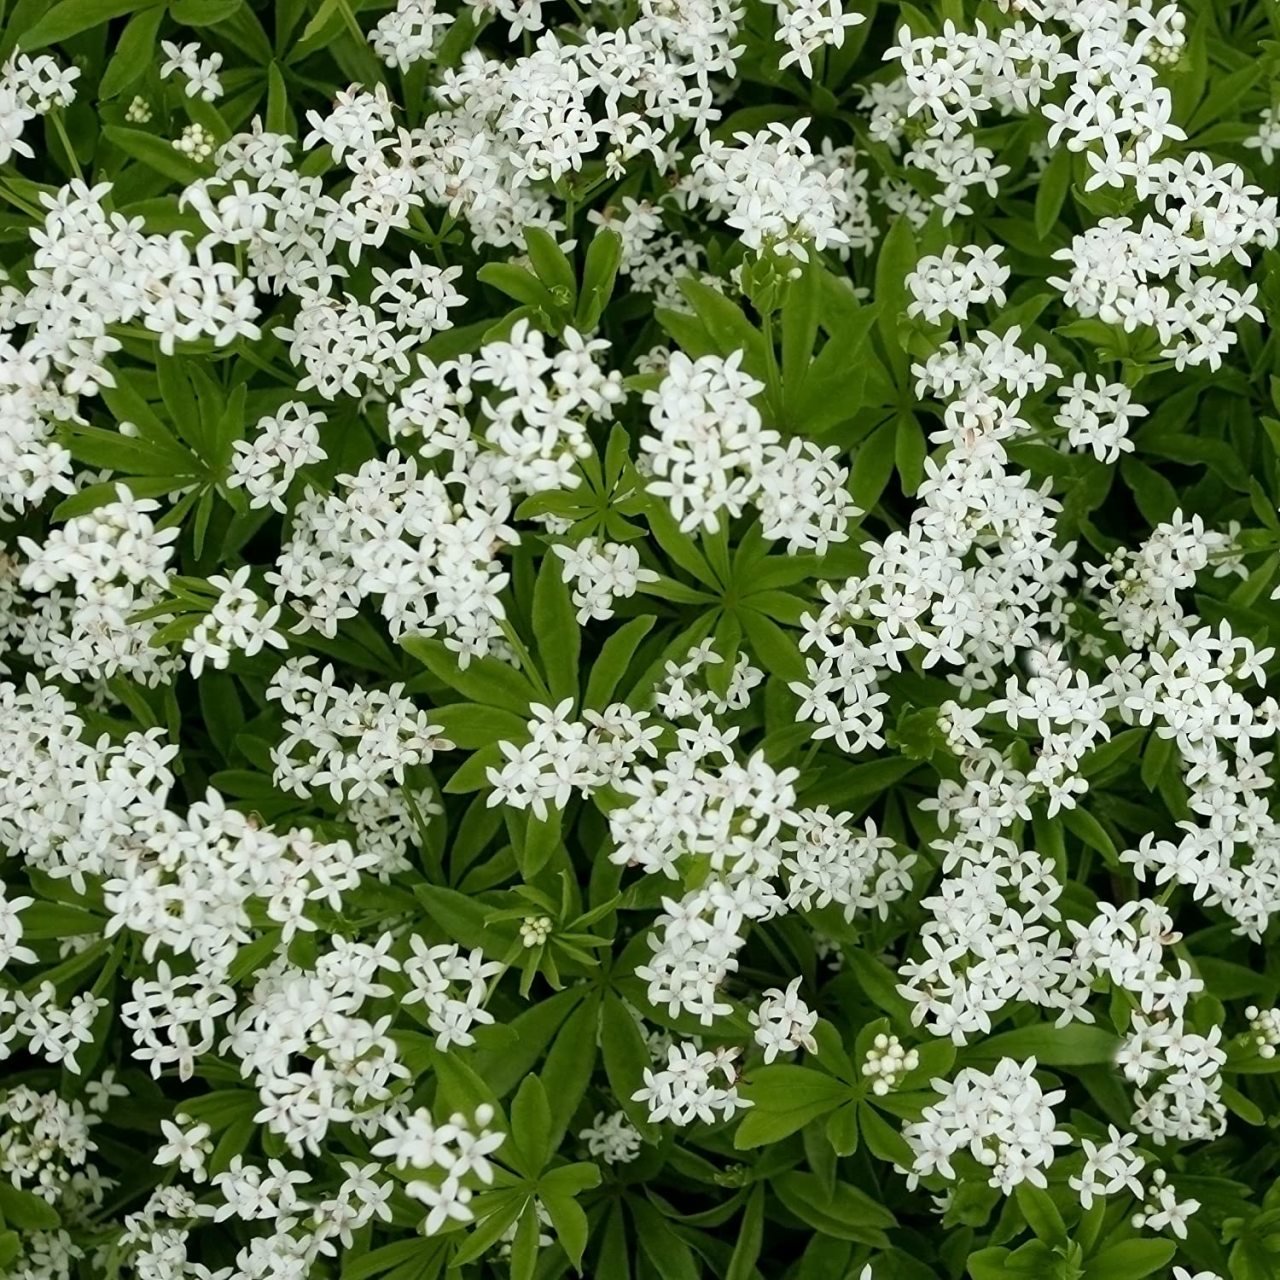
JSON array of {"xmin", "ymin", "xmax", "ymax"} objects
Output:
[{"xmin": 903, "ymin": 1058, "xmax": 1070, "ymax": 1193}]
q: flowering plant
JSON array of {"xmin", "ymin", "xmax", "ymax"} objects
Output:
[{"xmin": 0, "ymin": 0, "xmax": 1278, "ymax": 1277}]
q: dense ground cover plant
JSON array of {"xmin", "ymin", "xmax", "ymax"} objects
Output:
[{"xmin": 0, "ymin": 0, "xmax": 1280, "ymax": 1275}]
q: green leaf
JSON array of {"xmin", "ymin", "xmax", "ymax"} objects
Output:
[
  {"xmin": 450, "ymin": 1194, "xmax": 527, "ymax": 1268},
  {"xmin": 266, "ymin": 61, "xmax": 291, "ymax": 135},
  {"xmin": 969, "ymin": 1242, "xmax": 1059, "ymax": 1279},
  {"xmin": 473, "ymin": 989, "xmax": 582, "ymax": 1098},
  {"xmin": 736, "ymin": 1065, "xmax": 850, "ymax": 1148},
  {"xmin": 477, "ymin": 262, "xmax": 558, "ymax": 312},
  {"xmin": 401, "ymin": 636, "xmax": 535, "ymax": 715},
  {"xmin": 1061, "ymin": 804, "xmax": 1120, "ymax": 868},
  {"xmin": 968, "ymin": 1023, "xmax": 1119, "ymax": 1067},
  {"xmin": 630, "ymin": 1199, "xmax": 701, "ymax": 1280},
  {"xmin": 825, "ymin": 1102, "xmax": 860, "ymax": 1156},
  {"xmin": 843, "ymin": 948, "xmax": 914, "ymax": 1021},
  {"xmin": 431, "ymin": 1045, "xmax": 502, "ymax": 1118},
  {"xmin": 538, "ymin": 1161, "xmax": 601, "ymax": 1198},
  {"xmin": 585, "ymin": 616, "xmax": 655, "ymax": 710},
  {"xmin": 18, "ymin": 901, "xmax": 102, "ymax": 939},
  {"xmin": 97, "ymin": 366, "xmax": 174, "ymax": 441},
  {"xmin": 524, "ymin": 227, "xmax": 576, "ymax": 301},
  {"xmin": 601, "ymin": 992, "xmax": 659, "ymax": 1139},
  {"xmin": 773, "ymin": 1172, "xmax": 895, "ymax": 1244},
  {"xmin": 1223, "ymin": 1084, "xmax": 1265, "ymax": 1126},
  {"xmin": 850, "ymin": 419, "xmax": 898, "ymax": 512},
  {"xmin": 1120, "ymin": 457, "xmax": 1178, "ymax": 526},
  {"xmin": 0, "ymin": 1183, "xmax": 60, "ymax": 1230},
  {"xmin": 103, "ymin": 125, "xmax": 209, "ymax": 185},
  {"xmin": 98, "ymin": 4, "xmax": 165, "ymax": 98},
  {"xmin": 192, "ymin": 485, "xmax": 215, "ymax": 559},
  {"xmin": 643, "ymin": 495, "xmax": 720, "ymax": 585},
  {"xmin": 510, "ymin": 1074, "xmax": 554, "ymax": 1176},
  {"xmin": 859, "ymin": 1102, "xmax": 913, "ymax": 1166},
  {"xmin": 1139, "ymin": 730, "xmax": 1177, "ymax": 791},
  {"xmin": 170, "ymin": 0, "xmax": 241, "ymax": 21},
  {"xmin": 781, "ymin": 258, "xmax": 820, "ymax": 398},
  {"xmin": 740, "ymin": 608, "xmax": 805, "ymax": 683},
  {"xmin": 894, "ymin": 412, "xmax": 927, "ymax": 496},
  {"xmin": 726, "ymin": 1186, "xmax": 766, "ymax": 1280},
  {"xmin": 597, "ymin": 1205, "xmax": 630, "ymax": 1280},
  {"xmin": 19, "ymin": 0, "xmax": 162, "ymax": 48},
  {"xmin": 966, "ymin": 1247, "xmax": 1011, "ymax": 1280},
  {"xmin": 874, "ymin": 216, "xmax": 917, "ymax": 384},
  {"xmin": 208, "ymin": 1115, "xmax": 255, "ymax": 1175},
  {"xmin": 296, "ymin": 0, "xmax": 341, "ymax": 44},
  {"xmin": 1079, "ymin": 727, "xmax": 1145, "ymax": 778},
  {"xmin": 1084, "ymin": 1238, "xmax": 1175, "ymax": 1280},
  {"xmin": 790, "ymin": 304, "xmax": 879, "ymax": 432},
  {"xmin": 198, "ymin": 671, "xmax": 244, "ymax": 760},
  {"xmin": 677, "ymin": 277, "xmax": 765, "ymax": 370},
  {"xmin": 514, "ymin": 804, "xmax": 562, "ymax": 878},
  {"xmin": 54, "ymin": 476, "xmax": 184, "ymax": 521},
  {"xmin": 541, "ymin": 1192, "xmax": 591, "ymax": 1272},
  {"xmin": 412, "ymin": 883, "xmax": 498, "ymax": 950},
  {"xmin": 27, "ymin": 937, "xmax": 110, "ymax": 995},
  {"xmin": 1186, "ymin": 62, "xmax": 1259, "ymax": 135},
  {"xmin": 340, "ymin": 1238, "xmax": 439, "ymax": 1280},
  {"xmin": 534, "ymin": 551, "xmax": 581, "ymax": 703},
  {"xmin": 430, "ymin": 703, "xmax": 529, "ymax": 749},
  {"xmin": 576, "ymin": 228, "xmax": 623, "ymax": 331},
  {"xmin": 442, "ymin": 742, "xmax": 505, "ymax": 794},
  {"xmin": 181, "ymin": 1089, "xmax": 258, "ymax": 1131},
  {"xmin": 541, "ymin": 994, "xmax": 600, "ymax": 1152},
  {"xmin": 227, "ymin": 930, "xmax": 282, "ymax": 985},
  {"xmin": 59, "ymin": 423, "xmax": 199, "ymax": 478},
  {"xmin": 1034, "ymin": 147, "xmax": 1072, "ymax": 241},
  {"xmin": 1015, "ymin": 1183, "xmax": 1065, "ymax": 1245}
]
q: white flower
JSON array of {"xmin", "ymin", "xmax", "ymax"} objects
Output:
[
  {"xmin": 903, "ymin": 1058, "xmax": 1070, "ymax": 1192},
  {"xmin": 159, "ymin": 40, "xmax": 224, "ymax": 101},
  {"xmin": 554, "ymin": 538, "xmax": 658, "ymax": 622},
  {"xmin": 580, "ymin": 1110, "xmax": 642, "ymax": 1163},
  {"xmin": 183, "ymin": 566, "xmax": 288, "ymax": 677},
  {"xmin": 750, "ymin": 978, "xmax": 819, "ymax": 1062},
  {"xmin": 157, "ymin": 1115, "xmax": 213, "ymax": 1180},
  {"xmin": 633, "ymin": 1042, "xmax": 752, "ymax": 1125},
  {"xmin": 229, "ymin": 403, "xmax": 328, "ymax": 512},
  {"xmin": 371, "ymin": 0, "xmax": 454, "ymax": 69},
  {"xmin": 766, "ymin": 0, "xmax": 864, "ymax": 77},
  {"xmin": 0, "ymin": 886, "xmax": 36, "ymax": 970},
  {"xmin": 401, "ymin": 939, "xmax": 502, "ymax": 1050},
  {"xmin": 1068, "ymin": 1126, "xmax": 1144, "ymax": 1209},
  {"xmin": 687, "ymin": 120, "xmax": 851, "ymax": 261},
  {"xmin": 1133, "ymin": 1168, "xmax": 1200, "ymax": 1239}
]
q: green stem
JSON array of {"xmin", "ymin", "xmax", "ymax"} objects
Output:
[
  {"xmin": 761, "ymin": 309, "xmax": 784, "ymax": 426},
  {"xmin": 51, "ymin": 111, "xmax": 84, "ymax": 182},
  {"xmin": 336, "ymin": 0, "xmax": 367, "ymax": 48},
  {"xmin": 499, "ymin": 618, "xmax": 553, "ymax": 704},
  {"xmin": 559, "ymin": 179, "xmax": 576, "ymax": 237},
  {"xmin": 0, "ymin": 181, "xmax": 42, "ymax": 218}
]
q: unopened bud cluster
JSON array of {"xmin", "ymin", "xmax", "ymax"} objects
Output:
[
  {"xmin": 519, "ymin": 916, "xmax": 553, "ymax": 949},
  {"xmin": 863, "ymin": 1034, "xmax": 919, "ymax": 1096},
  {"xmin": 1246, "ymin": 1006, "xmax": 1280, "ymax": 1059}
]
